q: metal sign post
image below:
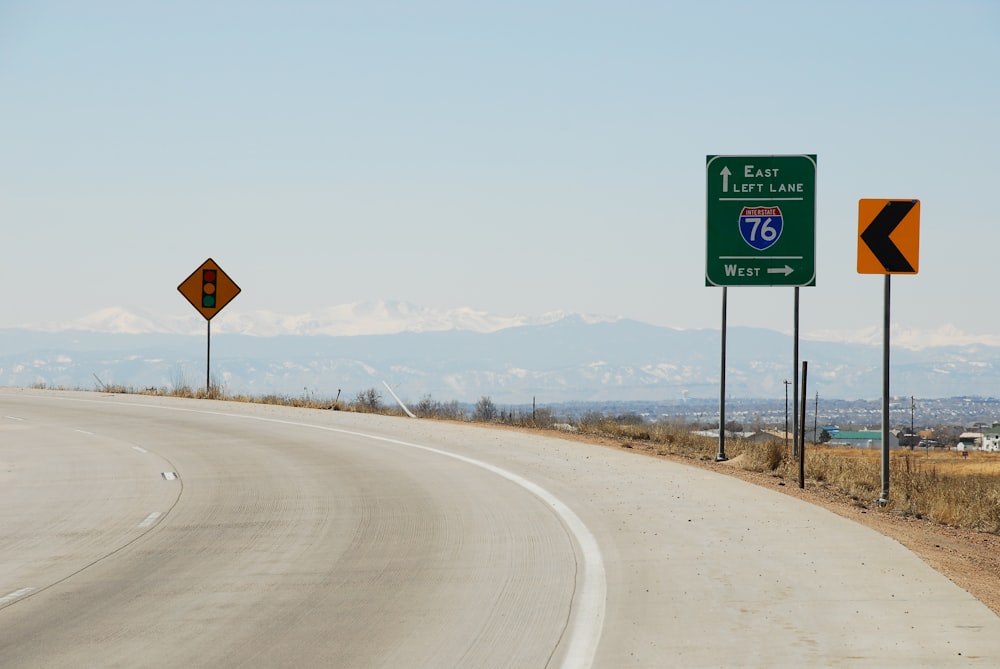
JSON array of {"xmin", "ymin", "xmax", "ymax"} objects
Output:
[
  {"xmin": 793, "ymin": 287, "xmax": 800, "ymax": 458},
  {"xmin": 716, "ymin": 287, "xmax": 728, "ymax": 462},
  {"xmin": 206, "ymin": 319, "xmax": 212, "ymax": 393},
  {"xmin": 857, "ymin": 199, "xmax": 920, "ymax": 504},
  {"xmin": 880, "ymin": 276, "xmax": 891, "ymax": 504},
  {"xmin": 799, "ymin": 360, "xmax": 808, "ymax": 489},
  {"xmin": 178, "ymin": 258, "xmax": 242, "ymax": 394}
]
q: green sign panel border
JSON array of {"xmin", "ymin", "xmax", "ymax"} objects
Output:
[{"xmin": 705, "ymin": 154, "xmax": 817, "ymax": 287}]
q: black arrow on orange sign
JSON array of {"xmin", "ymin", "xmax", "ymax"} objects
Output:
[{"xmin": 860, "ymin": 200, "xmax": 917, "ymax": 272}]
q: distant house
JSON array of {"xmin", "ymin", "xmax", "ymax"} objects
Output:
[
  {"xmin": 981, "ymin": 428, "xmax": 1000, "ymax": 452},
  {"xmin": 958, "ymin": 432, "xmax": 985, "ymax": 451},
  {"xmin": 827, "ymin": 430, "xmax": 899, "ymax": 449}
]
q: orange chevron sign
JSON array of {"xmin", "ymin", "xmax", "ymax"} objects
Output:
[{"xmin": 858, "ymin": 199, "xmax": 920, "ymax": 274}]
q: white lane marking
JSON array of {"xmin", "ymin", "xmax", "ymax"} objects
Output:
[
  {"xmin": 132, "ymin": 446, "xmax": 148, "ymax": 454},
  {"xmin": 202, "ymin": 412, "xmax": 606, "ymax": 669},
  {"xmin": 138, "ymin": 512, "xmax": 162, "ymax": 528},
  {"xmin": 0, "ymin": 587, "xmax": 35, "ymax": 605},
  {"xmin": 4, "ymin": 415, "xmax": 25, "ymax": 421},
  {"xmin": 75, "ymin": 429, "xmax": 94, "ymax": 435},
  {"xmin": 161, "ymin": 472, "xmax": 177, "ymax": 481}
]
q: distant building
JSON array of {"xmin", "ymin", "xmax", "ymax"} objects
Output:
[
  {"xmin": 981, "ymin": 427, "xmax": 1000, "ymax": 452},
  {"xmin": 958, "ymin": 432, "xmax": 983, "ymax": 451},
  {"xmin": 827, "ymin": 430, "xmax": 899, "ymax": 449}
]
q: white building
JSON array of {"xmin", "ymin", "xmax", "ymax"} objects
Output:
[{"xmin": 980, "ymin": 428, "xmax": 1000, "ymax": 452}]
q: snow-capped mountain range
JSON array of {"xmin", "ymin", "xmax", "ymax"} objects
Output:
[
  {"xmin": 24, "ymin": 301, "xmax": 1000, "ymax": 351},
  {"xmin": 27, "ymin": 301, "xmax": 614, "ymax": 337},
  {"xmin": 4, "ymin": 301, "xmax": 1000, "ymax": 403}
]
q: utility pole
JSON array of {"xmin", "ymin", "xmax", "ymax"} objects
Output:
[
  {"xmin": 783, "ymin": 380, "xmax": 791, "ymax": 453},
  {"xmin": 911, "ymin": 395, "xmax": 915, "ymax": 449},
  {"xmin": 813, "ymin": 391, "xmax": 819, "ymax": 444}
]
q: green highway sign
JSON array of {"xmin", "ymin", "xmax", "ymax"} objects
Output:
[{"xmin": 705, "ymin": 154, "xmax": 817, "ymax": 287}]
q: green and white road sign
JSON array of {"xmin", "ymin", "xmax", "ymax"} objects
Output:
[{"xmin": 705, "ymin": 154, "xmax": 817, "ymax": 287}]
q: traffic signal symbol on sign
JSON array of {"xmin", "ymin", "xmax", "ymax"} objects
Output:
[
  {"xmin": 202, "ymin": 269, "xmax": 217, "ymax": 308},
  {"xmin": 857, "ymin": 199, "xmax": 920, "ymax": 274},
  {"xmin": 178, "ymin": 259, "xmax": 241, "ymax": 320}
]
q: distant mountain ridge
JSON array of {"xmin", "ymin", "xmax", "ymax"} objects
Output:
[
  {"xmin": 24, "ymin": 301, "xmax": 618, "ymax": 337},
  {"xmin": 20, "ymin": 302, "xmax": 1000, "ymax": 351},
  {"xmin": 3, "ymin": 311, "xmax": 1000, "ymax": 403}
]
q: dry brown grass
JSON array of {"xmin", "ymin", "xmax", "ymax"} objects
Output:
[{"xmin": 719, "ymin": 439, "xmax": 999, "ymax": 533}]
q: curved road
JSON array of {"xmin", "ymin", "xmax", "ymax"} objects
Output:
[{"xmin": 1, "ymin": 389, "xmax": 997, "ymax": 667}]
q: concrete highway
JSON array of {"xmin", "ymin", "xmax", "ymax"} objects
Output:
[{"xmin": 1, "ymin": 389, "xmax": 998, "ymax": 667}]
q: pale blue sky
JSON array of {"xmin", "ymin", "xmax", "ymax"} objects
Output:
[{"xmin": 2, "ymin": 1, "xmax": 998, "ymax": 340}]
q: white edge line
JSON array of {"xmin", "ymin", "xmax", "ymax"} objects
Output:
[
  {"xmin": 244, "ymin": 416, "xmax": 608, "ymax": 668},
  {"xmin": 21, "ymin": 396, "xmax": 608, "ymax": 668},
  {"xmin": 139, "ymin": 512, "xmax": 162, "ymax": 528},
  {"xmin": 0, "ymin": 587, "xmax": 35, "ymax": 605}
]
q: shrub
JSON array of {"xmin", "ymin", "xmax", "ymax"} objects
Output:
[
  {"xmin": 353, "ymin": 387, "xmax": 382, "ymax": 412},
  {"xmin": 474, "ymin": 396, "xmax": 498, "ymax": 422}
]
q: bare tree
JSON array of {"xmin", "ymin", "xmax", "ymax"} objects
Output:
[
  {"xmin": 415, "ymin": 394, "xmax": 437, "ymax": 417},
  {"xmin": 440, "ymin": 400, "xmax": 466, "ymax": 420},
  {"xmin": 474, "ymin": 396, "xmax": 498, "ymax": 422},
  {"xmin": 354, "ymin": 387, "xmax": 382, "ymax": 412}
]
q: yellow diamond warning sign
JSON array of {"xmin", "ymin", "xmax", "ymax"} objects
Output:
[{"xmin": 178, "ymin": 258, "xmax": 241, "ymax": 320}]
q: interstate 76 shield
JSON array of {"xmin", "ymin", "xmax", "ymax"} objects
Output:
[{"xmin": 739, "ymin": 206, "xmax": 783, "ymax": 251}]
